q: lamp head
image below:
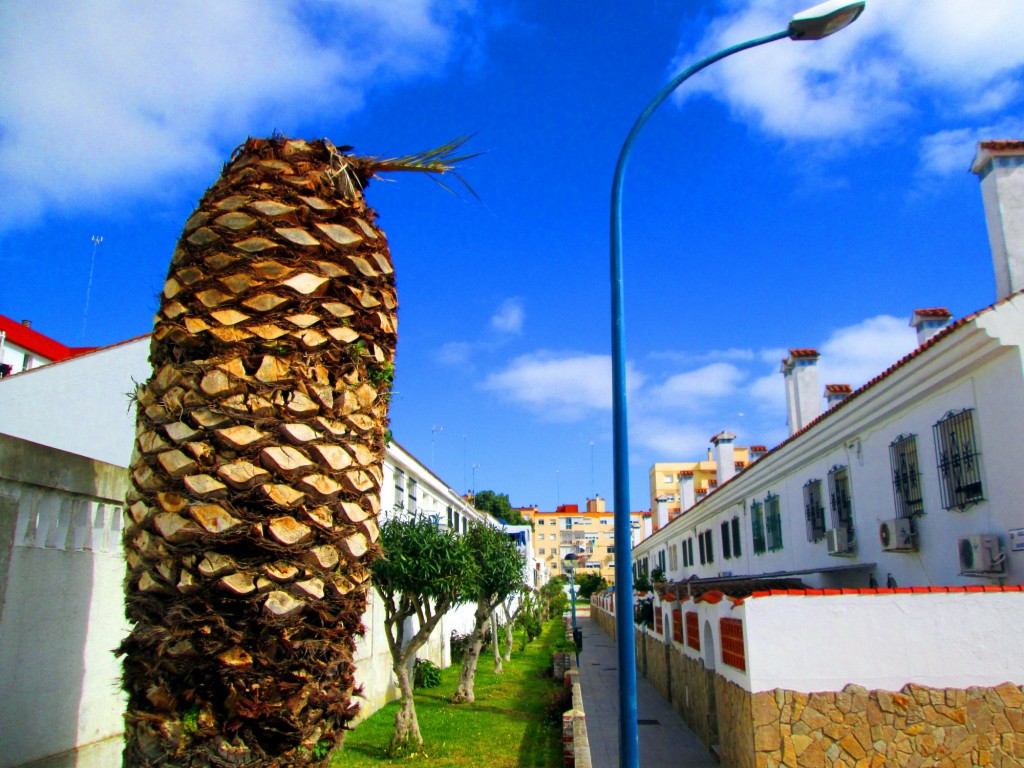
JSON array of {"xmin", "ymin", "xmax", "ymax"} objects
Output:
[
  {"xmin": 789, "ymin": 0, "xmax": 865, "ymax": 40},
  {"xmin": 563, "ymin": 552, "xmax": 578, "ymax": 573}
]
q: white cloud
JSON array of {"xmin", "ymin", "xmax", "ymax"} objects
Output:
[
  {"xmin": 483, "ymin": 352, "xmax": 645, "ymax": 421},
  {"xmin": 490, "ymin": 298, "xmax": 524, "ymax": 334},
  {"xmin": 0, "ymin": 0, "xmax": 481, "ymax": 228},
  {"xmin": 648, "ymin": 362, "xmax": 745, "ymax": 409},
  {"xmin": 919, "ymin": 118, "xmax": 1024, "ymax": 177},
  {"xmin": 817, "ymin": 314, "xmax": 917, "ymax": 387},
  {"xmin": 673, "ymin": 1, "xmax": 1024, "ymax": 145}
]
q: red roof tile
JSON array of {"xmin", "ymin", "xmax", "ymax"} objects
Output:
[
  {"xmin": 825, "ymin": 384, "xmax": 853, "ymax": 394},
  {"xmin": 789, "ymin": 348, "xmax": 820, "ymax": 359},
  {"xmin": 912, "ymin": 308, "xmax": 952, "ymax": 319},
  {"xmin": 742, "ymin": 585, "xmax": 1023, "ymax": 599},
  {"xmin": 979, "ymin": 140, "xmax": 1024, "ymax": 152}
]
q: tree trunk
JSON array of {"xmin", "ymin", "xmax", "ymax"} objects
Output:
[
  {"xmin": 390, "ymin": 659, "xmax": 421, "ymax": 751},
  {"xmin": 119, "ymin": 138, "xmax": 396, "ymax": 767},
  {"xmin": 450, "ymin": 602, "xmax": 489, "ymax": 703},
  {"xmin": 503, "ymin": 617, "xmax": 514, "ymax": 662},
  {"xmin": 491, "ymin": 612, "xmax": 503, "ymax": 674}
]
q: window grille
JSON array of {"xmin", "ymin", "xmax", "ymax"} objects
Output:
[
  {"xmin": 827, "ymin": 465, "xmax": 854, "ymax": 534},
  {"xmin": 932, "ymin": 409, "xmax": 984, "ymax": 510},
  {"xmin": 720, "ymin": 618, "xmax": 746, "ymax": 671},
  {"xmin": 731, "ymin": 517, "xmax": 742, "ymax": 557},
  {"xmin": 765, "ymin": 493, "xmax": 783, "ymax": 551},
  {"xmin": 751, "ymin": 501, "xmax": 766, "ymax": 554},
  {"xmin": 889, "ymin": 434, "xmax": 924, "ymax": 518},
  {"xmin": 721, "ymin": 521, "xmax": 732, "ymax": 560},
  {"xmin": 803, "ymin": 479, "xmax": 826, "ymax": 542}
]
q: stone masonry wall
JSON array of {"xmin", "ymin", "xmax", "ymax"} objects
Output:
[
  {"xmin": 717, "ymin": 676, "xmax": 755, "ymax": 768},
  {"xmin": 669, "ymin": 643, "xmax": 713, "ymax": 749},
  {"xmin": 645, "ymin": 632, "xmax": 670, "ymax": 702},
  {"xmin": 751, "ymin": 681, "xmax": 1024, "ymax": 768}
]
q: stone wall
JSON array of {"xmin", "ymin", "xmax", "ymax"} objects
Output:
[
  {"xmin": 669, "ymin": 643, "xmax": 713, "ymax": 749},
  {"xmin": 750, "ymin": 681, "xmax": 1024, "ymax": 767},
  {"xmin": 717, "ymin": 676, "xmax": 754, "ymax": 768},
  {"xmin": 645, "ymin": 631, "xmax": 670, "ymax": 702}
]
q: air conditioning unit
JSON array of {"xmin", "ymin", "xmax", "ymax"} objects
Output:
[
  {"xmin": 879, "ymin": 518, "xmax": 916, "ymax": 552},
  {"xmin": 826, "ymin": 528, "xmax": 854, "ymax": 556},
  {"xmin": 958, "ymin": 535, "xmax": 1006, "ymax": 575}
]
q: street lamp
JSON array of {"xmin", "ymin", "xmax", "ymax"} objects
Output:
[
  {"xmin": 563, "ymin": 551, "xmax": 580, "ymax": 663},
  {"xmin": 608, "ymin": 3, "xmax": 865, "ymax": 767}
]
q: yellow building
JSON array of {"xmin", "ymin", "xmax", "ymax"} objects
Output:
[
  {"xmin": 518, "ymin": 496, "xmax": 648, "ymax": 585},
  {"xmin": 649, "ymin": 442, "xmax": 766, "ymax": 525}
]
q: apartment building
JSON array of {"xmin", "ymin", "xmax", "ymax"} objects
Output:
[{"xmin": 520, "ymin": 496, "xmax": 647, "ymax": 584}]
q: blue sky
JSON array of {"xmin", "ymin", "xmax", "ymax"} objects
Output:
[{"xmin": 3, "ymin": 1, "xmax": 1024, "ymax": 512}]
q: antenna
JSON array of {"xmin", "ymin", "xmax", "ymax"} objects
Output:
[{"xmin": 83, "ymin": 235, "xmax": 103, "ymax": 341}]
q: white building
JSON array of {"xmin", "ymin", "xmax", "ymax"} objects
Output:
[{"xmin": 633, "ymin": 140, "xmax": 1024, "ymax": 591}]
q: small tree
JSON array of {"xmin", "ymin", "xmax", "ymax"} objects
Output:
[
  {"xmin": 371, "ymin": 514, "xmax": 477, "ymax": 751},
  {"xmin": 540, "ymin": 576, "xmax": 568, "ymax": 620},
  {"xmin": 501, "ymin": 585, "xmax": 533, "ymax": 661},
  {"xmin": 450, "ymin": 523, "xmax": 524, "ymax": 703},
  {"xmin": 575, "ymin": 571, "xmax": 608, "ymax": 600},
  {"xmin": 472, "ymin": 490, "xmax": 530, "ymax": 526}
]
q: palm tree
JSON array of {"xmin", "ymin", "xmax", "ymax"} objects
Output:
[{"xmin": 119, "ymin": 136, "xmax": 472, "ymax": 766}]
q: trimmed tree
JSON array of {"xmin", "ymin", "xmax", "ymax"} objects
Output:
[
  {"xmin": 370, "ymin": 513, "xmax": 476, "ymax": 751},
  {"xmin": 118, "ymin": 136, "xmax": 472, "ymax": 766},
  {"xmin": 501, "ymin": 585, "xmax": 533, "ymax": 662},
  {"xmin": 450, "ymin": 522, "xmax": 524, "ymax": 703}
]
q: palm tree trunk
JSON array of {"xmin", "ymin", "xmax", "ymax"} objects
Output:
[{"xmin": 120, "ymin": 137, "xmax": 397, "ymax": 766}]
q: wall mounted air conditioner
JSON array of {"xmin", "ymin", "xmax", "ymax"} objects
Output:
[
  {"xmin": 958, "ymin": 535, "xmax": 1006, "ymax": 575},
  {"xmin": 879, "ymin": 518, "xmax": 916, "ymax": 552},
  {"xmin": 826, "ymin": 528, "xmax": 854, "ymax": 556}
]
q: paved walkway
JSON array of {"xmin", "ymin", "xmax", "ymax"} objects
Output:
[{"xmin": 575, "ymin": 613, "xmax": 718, "ymax": 768}]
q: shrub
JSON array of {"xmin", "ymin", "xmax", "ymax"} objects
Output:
[
  {"xmin": 413, "ymin": 658, "xmax": 442, "ymax": 689},
  {"xmin": 450, "ymin": 630, "xmax": 473, "ymax": 662}
]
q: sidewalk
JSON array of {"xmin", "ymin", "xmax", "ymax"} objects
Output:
[{"xmin": 575, "ymin": 613, "xmax": 718, "ymax": 768}]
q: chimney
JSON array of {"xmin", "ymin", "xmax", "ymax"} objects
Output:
[
  {"xmin": 910, "ymin": 308, "xmax": 953, "ymax": 346},
  {"xmin": 824, "ymin": 384, "xmax": 852, "ymax": 409},
  {"xmin": 586, "ymin": 496, "xmax": 606, "ymax": 514},
  {"xmin": 678, "ymin": 470, "xmax": 696, "ymax": 512},
  {"xmin": 711, "ymin": 431, "xmax": 737, "ymax": 484},
  {"xmin": 782, "ymin": 349, "xmax": 821, "ymax": 434},
  {"xmin": 654, "ymin": 496, "xmax": 669, "ymax": 530},
  {"xmin": 20, "ymin": 319, "xmax": 31, "ymax": 328},
  {"xmin": 749, "ymin": 445, "xmax": 767, "ymax": 462},
  {"xmin": 972, "ymin": 141, "xmax": 1024, "ymax": 300}
]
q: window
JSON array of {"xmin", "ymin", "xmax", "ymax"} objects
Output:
[
  {"xmin": 933, "ymin": 409, "xmax": 984, "ymax": 510},
  {"xmin": 687, "ymin": 538, "xmax": 694, "ymax": 567},
  {"xmin": 803, "ymin": 480, "xmax": 826, "ymax": 542},
  {"xmin": 564, "ymin": 518, "xmax": 572, "ymax": 530},
  {"xmin": 751, "ymin": 500, "xmax": 766, "ymax": 554},
  {"xmin": 720, "ymin": 618, "xmax": 746, "ymax": 671},
  {"xmin": 393, "ymin": 468, "xmax": 405, "ymax": 509},
  {"xmin": 731, "ymin": 517, "xmax": 742, "ymax": 557},
  {"xmin": 698, "ymin": 532, "xmax": 706, "ymax": 565},
  {"xmin": 462, "ymin": 516, "xmax": 468, "ymax": 534},
  {"xmin": 607, "ymin": 545, "xmax": 615, "ymax": 554},
  {"xmin": 539, "ymin": 548, "xmax": 545, "ymax": 555},
  {"xmin": 721, "ymin": 521, "xmax": 732, "ymax": 559},
  {"xmin": 407, "ymin": 478, "xmax": 418, "ymax": 511},
  {"xmin": 447, "ymin": 505, "xmax": 454, "ymax": 528},
  {"xmin": 668, "ymin": 544, "xmax": 678, "ymax": 571},
  {"xmin": 889, "ymin": 434, "xmax": 924, "ymax": 518},
  {"xmin": 600, "ymin": 518, "xmax": 610, "ymax": 524},
  {"xmin": 828, "ymin": 465, "xmax": 854, "ymax": 535},
  {"xmin": 765, "ymin": 493, "xmax": 783, "ymax": 551},
  {"xmin": 703, "ymin": 530, "xmax": 714, "ymax": 564},
  {"xmin": 663, "ymin": 474, "xmax": 674, "ymax": 483},
  {"xmin": 682, "ymin": 538, "xmax": 690, "ymax": 568},
  {"xmin": 452, "ymin": 511, "xmax": 461, "ymax": 531},
  {"xmin": 685, "ymin": 611, "xmax": 700, "ymax": 651}
]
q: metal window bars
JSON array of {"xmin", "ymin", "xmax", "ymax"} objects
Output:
[
  {"xmin": 765, "ymin": 493, "xmax": 783, "ymax": 551},
  {"xmin": 827, "ymin": 465, "xmax": 855, "ymax": 534},
  {"xmin": 932, "ymin": 409, "xmax": 984, "ymax": 511},
  {"xmin": 751, "ymin": 500, "xmax": 766, "ymax": 554},
  {"xmin": 803, "ymin": 479, "xmax": 826, "ymax": 542},
  {"xmin": 889, "ymin": 434, "xmax": 924, "ymax": 518}
]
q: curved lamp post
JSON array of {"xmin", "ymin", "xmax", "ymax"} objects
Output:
[{"xmin": 608, "ymin": 3, "xmax": 865, "ymax": 766}]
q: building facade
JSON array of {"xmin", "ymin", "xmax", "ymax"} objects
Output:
[
  {"xmin": 520, "ymin": 496, "xmax": 647, "ymax": 584},
  {"xmin": 0, "ymin": 314, "xmax": 95, "ymax": 377}
]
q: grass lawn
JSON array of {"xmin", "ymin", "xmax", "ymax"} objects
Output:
[{"xmin": 333, "ymin": 620, "xmax": 567, "ymax": 767}]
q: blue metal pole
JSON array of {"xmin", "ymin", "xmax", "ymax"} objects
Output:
[
  {"xmin": 609, "ymin": 29, "xmax": 788, "ymax": 768},
  {"xmin": 569, "ymin": 569, "xmax": 579, "ymax": 665}
]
